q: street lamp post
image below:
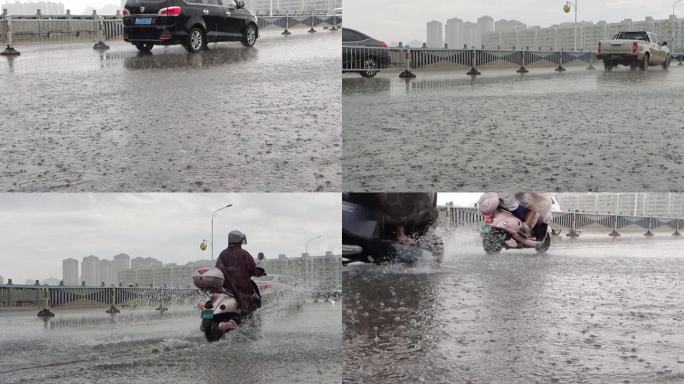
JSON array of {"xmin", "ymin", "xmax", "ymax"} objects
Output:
[
  {"xmin": 564, "ymin": 0, "xmax": 578, "ymax": 51},
  {"xmin": 674, "ymin": 0, "xmax": 683, "ymax": 53},
  {"xmin": 305, "ymin": 235, "xmax": 322, "ymax": 256},
  {"xmin": 211, "ymin": 204, "xmax": 232, "ymax": 261}
]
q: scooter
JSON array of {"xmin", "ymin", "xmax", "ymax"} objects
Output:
[
  {"xmin": 342, "ymin": 193, "xmax": 443, "ymax": 265},
  {"xmin": 480, "ymin": 209, "xmax": 551, "ymax": 255},
  {"xmin": 192, "ymin": 266, "xmax": 264, "ymax": 342}
]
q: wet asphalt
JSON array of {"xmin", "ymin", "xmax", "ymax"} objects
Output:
[
  {"xmin": 0, "ymin": 31, "xmax": 341, "ymax": 192},
  {"xmin": 343, "ymin": 232, "xmax": 684, "ymax": 383},
  {"xmin": 343, "ymin": 65, "xmax": 684, "ymax": 192},
  {"xmin": 0, "ymin": 301, "xmax": 341, "ymax": 384}
]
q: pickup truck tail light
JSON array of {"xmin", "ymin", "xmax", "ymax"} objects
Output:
[
  {"xmin": 158, "ymin": 6, "xmax": 182, "ymax": 16},
  {"xmin": 632, "ymin": 41, "xmax": 638, "ymax": 54}
]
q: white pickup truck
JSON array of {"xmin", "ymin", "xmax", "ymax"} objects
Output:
[{"xmin": 597, "ymin": 31, "xmax": 671, "ymax": 71}]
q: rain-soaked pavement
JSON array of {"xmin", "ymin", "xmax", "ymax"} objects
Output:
[
  {"xmin": 0, "ymin": 31, "xmax": 341, "ymax": 192},
  {"xmin": 343, "ymin": 66, "xmax": 684, "ymax": 192},
  {"xmin": 343, "ymin": 231, "xmax": 684, "ymax": 383},
  {"xmin": 0, "ymin": 301, "xmax": 341, "ymax": 384}
]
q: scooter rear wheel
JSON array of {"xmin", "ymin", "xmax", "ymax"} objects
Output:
[
  {"xmin": 204, "ymin": 320, "xmax": 223, "ymax": 342},
  {"xmin": 536, "ymin": 234, "xmax": 551, "ymax": 254}
]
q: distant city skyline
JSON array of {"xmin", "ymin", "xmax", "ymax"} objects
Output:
[
  {"xmin": 0, "ymin": 193, "xmax": 341, "ymax": 284},
  {"xmin": 421, "ymin": 14, "xmax": 683, "ymax": 52},
  {"xmin": 346, "ymin": 0, "xmax": 684, "ymax": 44}
]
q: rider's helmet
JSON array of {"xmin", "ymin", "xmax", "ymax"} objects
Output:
[
  {"xmin": 228, "ymin": 230, "xmax": 247, "ymax": 245},
  {"xmin": 477, "ymin": 193, "xmax": 500, "ymax": 216}
]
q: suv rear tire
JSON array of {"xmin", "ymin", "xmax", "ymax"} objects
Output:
[
  {"xmin": 241, "ymin": 24, "xmax": 257, "ymax": 47},
  {"xmin": 185, "ymin": 27, "xmax": 205, "ymax": 53},
  {"xmin": 135, "ymin": 42, "xmax": 154, "ymax": 53}
]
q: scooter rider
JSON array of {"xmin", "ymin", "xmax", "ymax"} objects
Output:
[
  {"xmin": 479, "ymin": 193, "xmax": 540, "ymax": 237},
  {"xmin": 499, "ymin": 193, "xmax": 540, "ymax": 237},
  {"xmin": 215, "ymin": 230, "xmax": 260, "ymax": 315}
]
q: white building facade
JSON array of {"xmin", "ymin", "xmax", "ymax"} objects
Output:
[
  {"xmin": 426, "ymin": 20, "xmax": 443, "ymax": 48},
  {"xmin": 80, "ymin": 255, "xmax": 99, "ymax": 287},
  {"xmin": 445, "ymin": 18, "xmax": 463, "ymax": 49},
  {"xmin": 62, "ymin": 258, "xmax": 79, "ymax": 286}
]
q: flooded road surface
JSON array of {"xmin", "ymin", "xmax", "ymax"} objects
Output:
[
  {"xmin": 0, "ymin": 301, "xmax": 341, "ymax": 384},
  {"xmin": 343, "ymin": 66, "xmax": 684, "ymax": 191},
  {"xmin": 343, "ymin": 232, "xmax": 684, "ymax": 383},
  {"xmin": 0, "ymin": 31, "xmax": 341, "ymax": 192}
]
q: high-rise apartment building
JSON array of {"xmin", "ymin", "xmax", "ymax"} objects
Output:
[
  {"xmin": 426, "ymin": 20, "xmax": 443, "ymax": 48},
  {"xmin": 62, "ymin": 258, "xmax": 79, "ymax": 286},
  {"xmin": 98, "ymin": 259, "xmax": 114, "ymax": 287},
  {"xmin": 445, "ymin": 18, "xmax": 464, "ymax": 49},
  {"xmin": 81, "ymin": 255, "xmax": 99, "ymax": 287},
  {"xmin": 112, "ymin": 253, "xmax": 130, "ymax": 283}
]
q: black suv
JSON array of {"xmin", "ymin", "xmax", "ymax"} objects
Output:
[{"xmin": 123, "ymin": 0, "xmax": 258, "ymax": 53}]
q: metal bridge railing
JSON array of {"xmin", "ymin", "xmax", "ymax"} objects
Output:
[
  {"xmin": 443, "ymin": 207, "xmax": 683, "ymax": 238},
  {"xmin": 342, "ymin": 46, "xmax": 598, "ymax": 78},
  {"xmin": 0, "ymin": 13, "xmax": 341, "ymax": 55},
  {"xmin": 0, "ymin": 286, "xmax": 202, "ymax": 309}
]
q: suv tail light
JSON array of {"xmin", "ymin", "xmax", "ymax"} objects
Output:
[
  {"xmin": 122, "ymin": 8, "xmax": 130, "ymax": 17},
  {"xmin": 158, "ymin": 6, "xmax": 182, "ymax": 16},
  {"xmin": 632, "ymin": 41, "xmax": 638, "ymax": 54},
  {"xmin": 597, "ymin": 41, "xmax": 601, "ymax": 53}
]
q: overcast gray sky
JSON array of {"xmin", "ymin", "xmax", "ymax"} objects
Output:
[
  {"xmin": 0, "ymin": 193, "xmax": 340, "ymax": 283},
  {"xmin": 346, "ymin": 0, "xmax": 682, "ymax": 43}
]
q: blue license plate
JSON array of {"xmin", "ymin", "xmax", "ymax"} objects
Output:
[
  {"xmin": 135, "ymin": 18, "xmax": 153, "ymax": 25},
  {"xmin": 201, "ymin": 309, "xmax": 214, "ymax": 320}
]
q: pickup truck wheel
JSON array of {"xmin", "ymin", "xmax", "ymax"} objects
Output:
[
  {"xmin": 603, "ymin": 60, "xmax": 613, "ymax": 71},
  {"xmin": 663, "ymin": 56, "xmax": 670, "ymax": 70},
  {"xmin": 640, "ymin": 53, "xmax": 650, "ymax": 71}
]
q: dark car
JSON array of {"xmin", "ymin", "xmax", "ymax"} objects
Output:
[
  {"xmin": 342, "ymin": 28, "xmax": 391, "ymax": 78},
  {"xmin": 123, "ymin": 0, "xmax": 258, "ymax": 53}
]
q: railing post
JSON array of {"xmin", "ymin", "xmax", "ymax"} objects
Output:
[
  {"xmin": 399, "ymin": 46, "xmax": 416, "ymax": 79},
  {"xmin": 1, "ymin": 15, "xmax": 21, "ymax": 56},
  {"xmin": 555, "ymin": 49, "xmax": 567, "ymax": 72},
  {"xmin": 586, "ymin": 51, "xmax": 596, "ymax": 70},
  {"xmin": 281, "ymin": 13, "xmax": 291, "ymax": 35},
  {"xmin": 673, "ymin": 218, "xmax": 681, "ymax": 236},
  {"xmin": 516, "ymin": 49, "xmax": 529, "ymax": 73},
  {"xmin": 566, "ymin": 211, "xmax": 580, "ymax": 237},
  {"xmin": 466, "ymin": 48, "xmax": 481, "ymax": 76},
  {"xmin": 644, "ymin": 217, "xmax": 654, "ymax": 236},
  {"xmin": 93, "ymin": 12, "xmax": 110, "ymax": 50},
  {"xmin": 65, "ymin": 10, "xmax": 72, "ymax": 41},
  {"xmin": 37, "ymin": 287, "xmax": 55, "ymax": 318},
  {"xmin": 609, "ymin": 213, "xmax": 620, "ymax": 237},
  {"xmin": 36, "ymin": 9, "xmax": 42, "ymax": 42},
  {"xmin": 106, "ymin": 288, "xmax": 120, "ymax": 314},
  {"xmin": 307, "ymin": 12, "xmax": 316, "ymax": 33},
  {"xmin": 330, "ymin": 14, "xmax": 337, "ymax": 31}
]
